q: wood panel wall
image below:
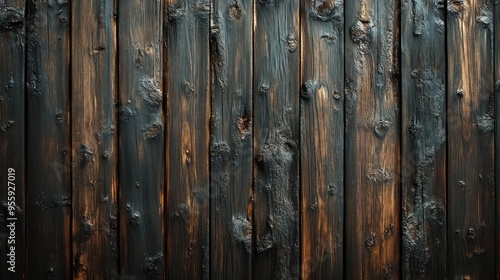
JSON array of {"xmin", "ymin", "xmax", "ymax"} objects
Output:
[{"xmin": 0, "ymin": 0, "xmax": 498, "ymax": 279}]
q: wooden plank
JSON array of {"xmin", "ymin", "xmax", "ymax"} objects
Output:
[
  {"xmin": 447, "ymin": 0, "xmax": 495, "ymax": 278},
  {"xmin": 344, "ymin": 0, "xmax": 400, "ymax": 278},
  {"xmin": 0, "ymin": 1, "xmax": 25, "ymax": 279},
  {"xmin": 117, "ymin": 0, "xmax": 164, "ymax": 278},
  {"xmin": 252, "ymin": 1, "xmax": 300, "ymax": 279},
  {"xmin": 71, "ymin": 0, "xmax": 118, "ymax": 278},
  {"xmin": 209, "ymin": 0, "xmax": 253, "ymax": 279},
  {"xmin": 496, "ymin": 0, "xmax": 500, "ymax": 277},
  {"xmin": 164, "ymin": 0, "xmax": 210, "ymax": 279},
  {"xmin": 25, "ymin": 0, "xmax": 72, "ymax": 278},
  {"xmin": 299, "ymin": 0, "xmax": 344, "ymax": 278},
  {"xmin": 401, "ymin": 0, "xmax": 446, "ymax": 278}
]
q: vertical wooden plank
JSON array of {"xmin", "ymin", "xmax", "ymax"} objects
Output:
[
  {"xmin": 299, "ymin": 0, "xmax": 344, "ymax": 279},
  {"xmin": 210, "ymin": 0, "xmax": 253, "ymax": 279},
  {"xmin": 25, "ymin": 0, "xmax": 71, "ymax": 278},
  {"xmin": 496, "ymin": 0, "xmax": 500, "ymax": 277},
  {"xmin": 118, "ymin": 0, "xmax": 165, "ymax": 278},
  {"xmin": 447, "ymin": 0, "xmax": 495, "ymax": 278},
  {"xmin": 0, "ymin": 1, "xmax": 25, "ymax": 279},
  {"xmin": 253, "ymin": 0, "xmax": 300, "ymax": 279},
  {"xmin": 401, "ymin": 0, "xmax": 446, "ymax": 278},
  {"xmin": 345, "ymin": 0, "xmax": 401, "ymax": 278},
  {"xmin": 71, "ymin": 0, "xmax": 118, "ymax": 278},
  {"xmin": 165, "ymin": 0, "xmax": 210, "ymax": 279}
]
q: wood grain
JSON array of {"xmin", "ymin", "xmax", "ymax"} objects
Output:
[
  {"xmin": 71, "ymin": 0, "xmax": 118, "ymax": 278},
  {"xmin": 345, "ymin": 0, "xmax": 401, "ymax": 278},
  {"xmin": 253, "ymin": 0, "xmax": 300, "ymax": 279},
  {"xmin": 0, "ymin": 1, "xmax": 25, "ymax": 279},
  {"xmin": 495, "ymin": 0, "xmax": 500, "ymax": 277},
  {"xmin": 300, "ymin": 0, "xmax": 344, "ymax": 279},
  {"xmin": 447, "ymin": 0, "xmax": 495, "ymax": 278},
  {"xmin": 25, "ymin": 0, "xmax": 72, "ymax": 278},
  {"xmin": 210, "ymin": 0, "xmax": 253, "ymax": 279},
  {"xmin": 117, "ymin": 0, "xmax": 165, "ymax": 278},
  {"xmin": 401, "ymin": 0, "xmax": 446, "ymax": 278},
  {"xmin": 165, "ymin": 0, "xmax": 211, "ymax": 278}
]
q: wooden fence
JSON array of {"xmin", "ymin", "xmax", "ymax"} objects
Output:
[{"xmin": 0, "ymin": 0, "xmax": 499, "ymax": 279}]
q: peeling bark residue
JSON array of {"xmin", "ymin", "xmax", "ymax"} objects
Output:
[
  {"xmin": 138, "ymin": 77, "xmax": 162, "ymax": 107},
  {"xmin": 34, "ymin": 193, "xmax": 72, "ymax": 209},
  {"xmin": 255, "ymin": 128, "xmax": 298, "ymax": 279},
  {"xmin": 77, "ymin": 215, "xmax": 95, "ymax": 242},
  {"xmin": 79, "ymin": 143, "xmax": 94, "ymax": 166},
  {"xmin": 309, "ymin": 0, "xmax": 342, "ymax": 22},
  {"xmin": 447, "ymin": 0, "xmax": 467, "ymax": 14},
  {"xmin": 230, "ymin": 214, "xmax": 252, "ymax": 253},
  {"xmin": 350, "ymin": 18, "xmax": 373, "ymax": 74},
  {"xmin": 210, "ymin": 142, "xmax": 230, "ymax": 200},
  {"xmin": 412, "ymin": 0, "xmax": 426, "ymax": 35},
  {"xmin": 0, "ymin": 6, "xmax": 24, "ymax": 31},
  {"xmin": 143, "ymin": 123, "xmax": 162, "ymax": 139},
  {"xmin": 167, "ymin": 5, "xmax": 185, "ymax": 23},
  {"xmin": 210, "ymin": 24, "xmax": 227, "ymax": 87},
  {"xmin": 143, "ymin": 253, "xmax": 164, "ymax": 279},
  {"xmin": 194, "ymin": 2, "xmax": 210, "ymax": 20},
  {"xmin": 229, "ymin": 2, "xmax": 242, "ymax": 20}
]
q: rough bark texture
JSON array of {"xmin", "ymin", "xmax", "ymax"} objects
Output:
[
  {"xmin": 0, "ymin": 1, "xmax": 25, "ymax": 279},
  {"xmin": 71, "ymin": 0, "xmax": 118, "ymax": 278},
  {"xmin": 401, "ymin": 0, "xmax": 447, "ymax": 278},
  {"xmin": 117, "ymin": 0, "xmax": 165, "ymax": 278},
  {"xmin": 300, "ymin": 0, "xmax": 344, "ymax": 279},
  {"xmin": 25, "ymin": 0, "xmax": 72, "ymax": 278},
  {"xmin": 165, "ymin": 0, "xmax": 211, "ymax": 279},
  {"xmin": 210, "ymin": 0, "xmax": 253, "ymax": 279},
  {"xmin": 447, "ymin": 0, "xmax": 495, "ymax": 278},
  {"xmin": 253, "ymin": 1, "xmax": 300, "ymax": 279},
  {"xmin": 345, "ymin": 0, "xmax": 401, "ymax": 278}
]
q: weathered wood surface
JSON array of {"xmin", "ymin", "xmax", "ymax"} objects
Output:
[
  {"xmin": 117, "ymin": 0, "xmax": 165, "ymax": 278},
  {"xmin": 300, "ymin": 0, "xmax": 344, "ymax": 279},
  {"xmin": 447, "ymin": 0, "xmax": 495, "ymax": 278},
  {"xmin": 345, "ymin": 0, "xmax": 401, "ymax": 278},
  {"xmin": 401, "ymin": 0, "xmax": 447, "ymax": 278},
  {"xmin": 1, "ymin": 1, "xmax": 500, "ymax": 278},
  {"xmin": 25, "ymin": 0, "xmax": 72, "ymax": 278},
  {"xmin": 253, "ymin": 1, "xmax": 300, "ymax": 279},
  {"xmin": 210, "ymin": 0, "xmax": 253, "ymax": 279},
  {"xmin": 71, "ymin": 0, "xmax": 118, "ymax": 278},
  {"xmin": 495, "ymin": 0, "xmax": 500, "ymax": 278},
  {"xmin": 165, "ymin": 0, "xmax": 210, "ymax": 279},
  {"xmin": 0, "ymin": 1, "xmax": 25, "ymax": 279}
]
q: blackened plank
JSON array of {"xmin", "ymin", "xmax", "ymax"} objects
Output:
[
  {"xmin": 0, "ymin": 1, "xmax": 25, "ymax": 279},
  {"xmin": 401, "ymin": 0, "xmax": 446, "ymax": 278},
  {"xmin": 496, "ymin": 0, "xmax": 500, "ymax": 277},
  {"xmin": 447, "ymin": 0, "xmax": 495, "ymax": 278},
  {"xmin": 299, "ymin": 0, "xmax": 344, "ymax": 278},
  {"xmin": 117, "ymin": 0, "xmax": 165, "ymax": 278},
  {"xmin": 25, "ymin": 0, "xmax": 71, "ymax": 278},
  {"xmin": 164, "ymin": 0, "xmax": 211, "ymax": 279},
  {"xmin": 253, "ymin": 1, "xmax": 300, "ymax": 279},
  {"xmin": 345, "ymin": 0, "xmax": 401, "ymax": 278},
  {"xmin": 71, "ymin": 0, "xmax": 118, "ymax": 278},
  {"xmin": 210, "ymin": 0, "xmax": 253, "ymax": 279}
]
